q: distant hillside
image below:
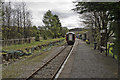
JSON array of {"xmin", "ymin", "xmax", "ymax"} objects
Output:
[
  {"xmin": 69, "ymin": 28, "xmax": 83, "ymax": 32},
  {"xmin": 69, "ymin": 28, "xmax": 89, "ymax": 34}
]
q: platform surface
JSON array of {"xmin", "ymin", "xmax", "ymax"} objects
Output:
[{"xmin": 59, "ymin": 39, "xmax": 118, "ymax": 79}]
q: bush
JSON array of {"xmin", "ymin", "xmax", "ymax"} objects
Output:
[
  {"xmin": 43, "ymin": 35, "xmax": 47, "ymax": 40},
  {"xmin": 35, "ymin": 34, "xmax": 40, "ymax": 41},
  {"xmin": 86, "ymin": 39, "xmax": 90, "ymax": 44}
]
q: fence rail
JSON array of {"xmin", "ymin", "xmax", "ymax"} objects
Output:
[{"xmin": 0, "ymin": 37, "xmax": 35, "ymax": 46}]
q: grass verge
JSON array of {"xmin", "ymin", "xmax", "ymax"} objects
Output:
[
  {"xmin": 2, "ymin": 38, "xmax": 65, "ymax": 50},
  {"xmin": 2, "ymin": 39, "xmax": 66, "ymax": 78}
]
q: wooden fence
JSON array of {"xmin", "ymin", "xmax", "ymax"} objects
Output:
[{"xmin": 1, "ymin": 37, "xmax": 35, "ymax": 46}]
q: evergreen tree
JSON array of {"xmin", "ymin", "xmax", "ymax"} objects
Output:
[
  {"xmin": 42, "ymin": 10, "xmax": 62, "ymax": 38},
  {"xmin": 43, "ymin": 10, "xmax": 53, "ymax": 30}
]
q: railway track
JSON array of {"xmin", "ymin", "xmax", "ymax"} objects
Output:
[{"xmin": 26, "ymin": 44, "xmax": 74, "ymax": 80}]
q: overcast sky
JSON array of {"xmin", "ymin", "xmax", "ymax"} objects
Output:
[
  {"xmin": 4, "ymin": 0, "xmax": 120, "ymax": 29},
  {"xmin": 4, "ymin": 0, "xmax": 85, "ymax": 29},
  {"xmin": 26, "ymin": 0, "xmax": 81, "ymax": 29}
]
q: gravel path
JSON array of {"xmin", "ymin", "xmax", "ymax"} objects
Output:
[{"xmin": 59, "ymin": 39, "xmax": 118, "ymax": 78}]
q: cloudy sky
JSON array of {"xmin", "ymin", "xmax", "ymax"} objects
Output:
[
  {"xmin": 4, "ymin": 0, "xmax": 84, "ymax": 29},
  {"xmin": 26, "ymin": 0, "xmax": 81, "ymax": 29},
  {"xmin": 4, "ymin": 0, "xmax": 120, "ymax": 29}
]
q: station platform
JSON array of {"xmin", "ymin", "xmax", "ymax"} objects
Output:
[{"xmin": 59, "ymin": 39, "xmax": 118, "ymax": 79}]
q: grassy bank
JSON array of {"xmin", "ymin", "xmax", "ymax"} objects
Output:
[
  {"xmin": 2, "ymin": 38, "xmax": 66, "ymax": 78},
  {"xmin": 3, "ymin": 38, "xmax": 65, "ymax": 50}
]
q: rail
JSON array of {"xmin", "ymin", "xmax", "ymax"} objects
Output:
[{"xmin": 26, "ymin": 44, "xmax": 73, "ymax": 80}]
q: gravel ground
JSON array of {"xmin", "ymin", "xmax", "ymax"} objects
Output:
[
  {"xmin": 32, "ymin": 45, "xmax": 72, "ymax": 79},
  {"xmin": 59, "ymin": 39, "xmax": 118, "ymax": 78},
  {"xmin": 2, "ymin": 44, "xmax": 66, "ymax": 79},
  {"xmin": 18, "ymin": 45, "xmax": 66, "ymax": 78}
]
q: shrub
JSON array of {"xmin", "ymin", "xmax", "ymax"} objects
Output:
[
  {"xmin": 35, "ymin": 34, "xmax": 40, "ymax": 41},
  {"xmin": 86, "ymin": 39, "xmax": 90, "ymax": 44}
]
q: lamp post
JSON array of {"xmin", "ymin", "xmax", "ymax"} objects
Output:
[
  {"xmin": 100, "ymin": 29, "xmax": 107, "ymax": 56},
  {"xmin": 100, "ymin": 31, "xmax": 102, "ymax": 53},
  {"xmin": 105, "ymin": 28, "xmax": 107, "ymax": 56}
]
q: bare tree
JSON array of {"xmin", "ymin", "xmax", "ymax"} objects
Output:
[
  {"xmin": 2, "ymin": 2, "xmax": 12, "ymax": 39},
  {"xmin": 22, "ymin": 2, "xmax": 27, "ymax": 38},
  {"xmin": 2, "ymin": 1, "xmax": 33, "ymax": 39},
  {"xmin": 81, "ymin": 11, "xmax": 110, "ymax": 49}
]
